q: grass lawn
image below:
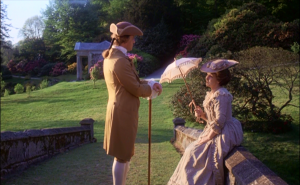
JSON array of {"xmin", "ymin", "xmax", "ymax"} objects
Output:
[{"xmin": 1, "ymin": 78, "xmax": 299, "ymax": 185}]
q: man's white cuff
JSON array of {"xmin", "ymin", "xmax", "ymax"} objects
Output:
[{"xmin": 146, "ymin": 78, "xmax": 160, "ymax": 100}]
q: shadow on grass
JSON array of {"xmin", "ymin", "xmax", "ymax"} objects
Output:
[
  {"xmin": 1, "ymin": 119, "xmax": 112, "ymax": 185},
  {"xmin": 1, "ymin": 142, "xmax": 113, "ymax": 185},
  {"xmin": 135, "ymin": 127, "xmax": 174, "ymax": 144},
  {"xmin": 1, "ymin": 97, "xmax": 77, "ymax": 105},
  {"xmin": 1, "ymin": 119, "xmax": 105, "ymax": 133}
]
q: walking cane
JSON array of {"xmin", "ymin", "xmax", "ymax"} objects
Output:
[{"xmin": 148, "ymin": 99, "xmax": 152, "ymax": 185}]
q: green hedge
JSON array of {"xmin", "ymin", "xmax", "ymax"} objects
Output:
[
  {"xmin": 131, "ymin": 48, "xmax": 160, "ymax": 77},
  {"xmin": 187, "ymin": 2, "xmax": 299, "ymax": 58}
]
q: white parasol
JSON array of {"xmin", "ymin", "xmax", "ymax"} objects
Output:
[{"xmin": 160, "ymin": 57, "xmax": 202, "ymax": 106}]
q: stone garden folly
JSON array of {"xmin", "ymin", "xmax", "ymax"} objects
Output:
[{"xmin": 74, "ymin": 41, "xmax": 110, "ymax": 80}]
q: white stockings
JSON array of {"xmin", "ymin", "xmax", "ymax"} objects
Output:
[{"xmin": 112, "ymin": 159, "xmax": 130, "ymax": 185}]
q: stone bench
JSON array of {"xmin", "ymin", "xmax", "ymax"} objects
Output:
[{"xmin": 171, "ymin": 118, "xmax": 288, "ymax": 185}]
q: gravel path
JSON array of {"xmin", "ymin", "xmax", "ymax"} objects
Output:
[{"xmin": 144, "ymin": 59, "xmax": 173, "ymax": 80}]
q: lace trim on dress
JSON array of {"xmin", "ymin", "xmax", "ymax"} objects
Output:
[{"xmin": 203, "ymin": 87, "xmax": 233, "ymax": 107}]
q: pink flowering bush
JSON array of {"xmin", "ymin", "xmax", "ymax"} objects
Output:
[
  {"xmin": 23, "ymin": 59, "xmax": 48, "ymax": 76},
  {"xmin": 7, "ymin": 60, "xmax": 17, "ymax": 73},
  {"xmin": 128, "ymin": 53, "xmax": 144, "ymax": 74},
  {"xmin": 175, "ymin": 34, "xmax": 200, "ymax": 59},
  {"xmin": 15, "ymin": 60, "xmax": 28, "ymax": 74},
  {"xmin": 127, "ymin": 51, "xmax": 160, "ymax": 77},
  {"xmin": 179, "ymin": 34, "xmax": 201, "ymax": 49},
  {"xmin": 89, "ymin": 60, "xmax": 104, "ymax": 80},
  {"xmin": 50, "ymin": 62, "xmax": 67, "ymax": 76},
  {"xmin": 128, "ymin": 53, "xmax": 143, "ymax": 62}
]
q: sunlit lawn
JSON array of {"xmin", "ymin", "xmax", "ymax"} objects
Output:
[{"xmin": 1, "ymin": 77, "xmax": 299, "ymax": 185}]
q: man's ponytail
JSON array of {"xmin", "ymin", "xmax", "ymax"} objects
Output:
[{"xmin": 102, "ymin": 38, "xmax": 116, "ymax": 59}]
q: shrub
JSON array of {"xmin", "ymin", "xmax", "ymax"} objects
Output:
[
  {"xmin": 89, "ymin": 60, "xmax": 104, "ymax": 79},
  {"xmin": 170, "ymin": 46, "xmax": 299, "ymax": 134},
  {"xmin": 50, "ymin": 62, "xmax": 67, "ymax": 76},
  {"xmin": 1, "ymin": 65, "xmax": 12, "ymax": 80},
  {"xmin": 187, "ymin": 2, "xmax": 300, "ymax": 57},
  {"xmin": 7, "ymin": 60, "xmax": 17, "ymax": 73},
  {"xmin": 291, "ymin": 42, "xmax": 300, "ymax": 53},
  {"xmin": 3, "ymin": 82, "xmax": 16, "ymax": 95},
  {"xmin": 90, "ymin": 66, "xmax": 100, "ymax": 88},
  {"xmin": 175, "ymin": 34, "xmax": 201, "ymax": 59},
  {"xmin": 40, "ymin": 63, "xmax": 56, "ymax": 76},
  {"xmin": 178, "ymin": 35, "xmax": 201, "ymax": 51},
  {"xmin": 26, "ymin": 85, "xmax": 32, "ymax": 97},
  {"xmin": 129, "ymin": 49, "xmax": 160, "ymax": 77},
  {"xmin": 4, "ymin": 89, "xmax": 10, "ymax": 97},
  {"xmin": 89, "ymin": 60, "xmax": 104, "ymax": 87},
  {"xmin": 67, "ymin": 62, "xmax": 77, "ymax": 74},
  {"xmin": 170, "ymin": 68, "xmax": 209, "ymax": 122},
  {"xmin": 39, "ymin": 79, "xmax": 49, "ymax": 89},
  {"xmin": 1, "ymin": 73, "xmax": 5, "ymax": 96},
  {"xmin": 205, "ymin": 44, "xmax": 227, "ymax": 58},
  {"xmin": 14, "ymin": 83, "xmax": 24, "ymax": 94},
  {"xmin": 231, "ymin": 47, "xmax": 299, "ymax": 133},
  {"xmin": 23, "ymin": 58, "xmax": 48, "ymax": 76},
  {"xmin": 186, "ymin": 34, "xmax": 216, "ymax": 58},
  {"xmin": 134, "ymin": 19, "xmax": 180, "ymax": 60},
  {"xmin": 15, "ymin": 60, "xmax": 27, "ymax": 74}
]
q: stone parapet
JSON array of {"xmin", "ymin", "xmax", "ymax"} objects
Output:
[
  {"xmin": 172, "ymin": 118, "xmax": 288, "ymax": 185},
  {"xmin": 1, "ymin": 118, "xmax": 96, "ymax": 179}
]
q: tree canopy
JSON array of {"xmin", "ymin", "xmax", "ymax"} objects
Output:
[
  {"xmin": 4, "ymin": 0, "xmax": 300, "ymax": 64},
  {"xmin": 42, "ymin": 0, "xmax": 106, "ymax": 63},
  {"xmin": 1, "ymin": 1, "xmax": 12, "ymax": 64},
  {"xmin": 19, "ymin": 15, "xmax": 45, "ymax": 39}
]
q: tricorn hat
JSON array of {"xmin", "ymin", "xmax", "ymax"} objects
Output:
[
  {"xmin": 200, "ymin": 59, "xmax": 238, "ymax": 73},
  {"xmin": 110, "ymin": 21, "xmax": 143, "ymax": 36}
]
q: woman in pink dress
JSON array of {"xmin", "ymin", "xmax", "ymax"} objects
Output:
[{"xmin": 168, "ymin": 59, "xmax": 243, "ymax": 185}]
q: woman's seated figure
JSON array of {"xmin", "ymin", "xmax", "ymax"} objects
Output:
[{"xmin": 168, "ymin": 59, "xmax": 244, "ymax": 185}]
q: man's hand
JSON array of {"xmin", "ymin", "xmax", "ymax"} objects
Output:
[{"xmin": 153, "ymin": 83, "xmax": 162, "ymax": 96}]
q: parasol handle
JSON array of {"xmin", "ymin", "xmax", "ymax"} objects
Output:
[{"xmin": 178, "ymin": 66, "xmax": 196, "ymax": 108}]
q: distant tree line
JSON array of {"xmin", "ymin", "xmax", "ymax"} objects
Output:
[{"xmin": 1, "ymin": 0, "xmax": 299, "ymax": 65}]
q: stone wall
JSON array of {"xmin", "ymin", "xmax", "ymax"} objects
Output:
[
  {"xmin": 171, "ymin": 118, "xmax": 288, "ymax": 185},
  {"xmin": 0, "ymin": 118, "xmax": 96, "ymax": 178}
]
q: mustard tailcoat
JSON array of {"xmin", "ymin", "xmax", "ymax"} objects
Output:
[{"xmin": 103, "ymin": 48, "xmax": 152, "ymax": 161}]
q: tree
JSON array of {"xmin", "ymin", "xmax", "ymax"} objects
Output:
[
  {"xmin": 18, "ymin": 15, "xmax": 45, "ymax": 39},
  {"xmin": 186, "ymin": 2, "xmax": 299, "ymax": 58},
  {"xmin": 124, "ymin": 0, "xmax": 181, "ymax": 30},
  {"xmin": 122, "ymin": 0, "xmax": 182, "ymax": 60},
  {"xmin": 42, "ymin": 0, "xmax": 106, "ymax": 63},
  {"xmin": 1, "ymin": 41, "xmax": 14, "ymax": 65},
  {"xmin": 1, "ymin": 1, "xmax": 12, "ymax": 63},
  {"xmin": 102, "ymin": 0, "xmax": 130, "ymax": 23},
  {"xmin": 14, "ymin": 38, "xmax": 46, "ymax": 62}
]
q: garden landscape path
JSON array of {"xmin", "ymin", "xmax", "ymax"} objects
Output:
[{"xmin": 144, "ymin": 59, "xmax": 173, "ymax": 81}]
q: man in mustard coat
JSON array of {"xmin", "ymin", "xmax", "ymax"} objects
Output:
[{"xmin": 102, "ymin": 21, "xmax": 162, "ymax": 185}]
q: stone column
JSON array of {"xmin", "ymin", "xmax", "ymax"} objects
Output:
[
  {"xmin": 88, "ymin": 52, "xmax": 92, "ymax": 74},
  {"xmin": 80, "ymin": 118, "xmax": 95, "ymax": 142},
  {"xmin": 77, "ymin": 55, "xmax": 82, "ymax": 81}
]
